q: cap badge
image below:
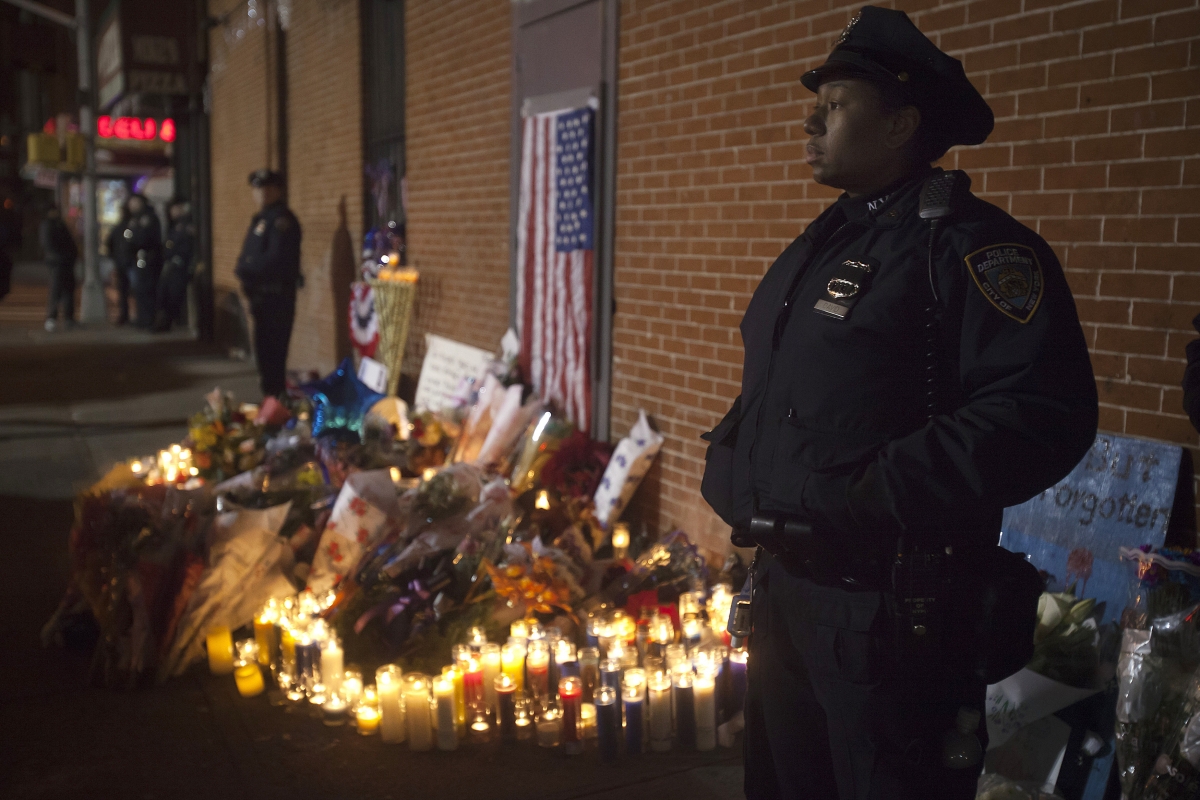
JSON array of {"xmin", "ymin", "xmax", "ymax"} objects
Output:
[{"xmin": 837, "ymin": 11, "xmax": 861, "ymax": 45}]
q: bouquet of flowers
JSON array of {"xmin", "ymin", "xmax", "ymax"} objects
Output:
[{"xmin": 1114, "ymin": 547, "xmax": 1200, "ymax": 800}]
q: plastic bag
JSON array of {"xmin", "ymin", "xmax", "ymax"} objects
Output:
[
  {"xmin": 592, "ymin": 409, "xmax": 664, "ymax": 529},
  {"xmin": 307, "ymin": 469, "xmax": 404, "ymax": 594}
]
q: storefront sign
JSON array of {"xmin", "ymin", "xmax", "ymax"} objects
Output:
[
  {"xmin": 97, "ymin": 116, "xmax": 176, "ymax": 143},
  {"xmin": 95, "ymin": 0, "xmax": 195, "ymax": 110}
]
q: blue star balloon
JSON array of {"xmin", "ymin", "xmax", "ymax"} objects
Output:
[{"xmin": 300, "ymin": 357, "xmax": 385, "ymax": 441}]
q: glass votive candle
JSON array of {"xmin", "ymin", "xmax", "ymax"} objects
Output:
[
  {"xmin": 537, "ymin": 706, "xmax": 562, "ymax": 748},
  {"xmin": 595, "ymin": 685, "xmax": 619, "ymax": 761},
  {"xmin": 559, "ymin": 676, "xmax": 583, "ymax": 755},
  {"xmin": 356, "ymin": 703, "xmax": 380, "ymax": 735},
  {"xmin": 501, "ymin": 641, "xmax": 526, "ymax": 693},
  {"xmin": 467, "ymin": 625, "xmax": 488, "ymax": 652},
  {"xmin": 323, "ymin": 692, "xmax": 348, "ymax": 726},
  {"xmin": 495, "ymin": 673, "xmax": 517, "ymax": 740},
  {"xmin": 514, "ymin": 691, "xmax": 534, "ymax": 740},
  {"xmin": 580, "ymin": 702, "xmax": 597, "ymax": 740},
  {"xmin": 678, "ymin": 590, "xmax": 703, "ymax": 620},
  {"xmin": 342, "ymin": 668, "xmax": 364, "ymax": 707},
  {"xmin": 509, "ymin": 618, "xmax": 530, "ymax": 643}
]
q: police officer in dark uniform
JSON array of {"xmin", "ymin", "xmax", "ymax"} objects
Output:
[
  {"xmin": 106, "ymin": 193, "xmax": 162, "ymax": 327},
  {"xmin": 236, "ymin": 169, "xmax": 302, "ymax": 398},
  {"xmin": 700, "ymin": 8, "xmax": 1098, "ymax": 799},
  {"xmin": 153, "ymin": 197, "xmax": 196, "ymax": 331}
]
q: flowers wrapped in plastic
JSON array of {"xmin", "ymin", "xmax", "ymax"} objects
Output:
[{"xmin": 1114, "ymin": 547, "xmax": 1200, "ymax": 800}]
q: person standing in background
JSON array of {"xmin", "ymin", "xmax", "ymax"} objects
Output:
[
  {"xmin": 39, "ymin": 205, "xmax": 78, "ymax": 331},
  {"xmin": 153, "ymin": 197, "xmax": 196, "ymax": 332},
  {"xmin": 106, "ymin": 193, "xmax": 161, "ymax": 327},
  {"xmin": 236, "ymin": 169, "xmax": 302, "ymax": 397}
]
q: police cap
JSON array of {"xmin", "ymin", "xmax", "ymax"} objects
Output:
[
  {"xmin": 248, "ymin": 169, "xmax": 284, "ymax": 188},
  {"xmin": 802, "ymin": 6, "xmax": 994, "ymax": 153}
]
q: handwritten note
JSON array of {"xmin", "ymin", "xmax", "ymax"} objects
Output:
[{"xmin": 413, "ymin": 334, "xmax": 494, "ymax": 413}]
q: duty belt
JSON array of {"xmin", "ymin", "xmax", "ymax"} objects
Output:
[{"xmin": 734, "ymin": 513, "xmax": 889, "ymax": 588}]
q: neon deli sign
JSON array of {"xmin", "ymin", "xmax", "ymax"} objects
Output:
[{"xmin": 97, "ymin": 115, "xmax": 177, "ymax": 143}]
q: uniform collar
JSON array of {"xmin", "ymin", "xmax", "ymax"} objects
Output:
[{"xmin": 836, "ymin": 168, "xmax": 935, "ymax": 226}]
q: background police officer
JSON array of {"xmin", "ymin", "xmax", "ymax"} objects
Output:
[
  {"xmin": 106, "ymin": 193, "xmax": 162, "ymax": 327},
  {"xmin": 153, "ymin": 197, "xmax": 196, "ymax": 332},
  {"xmin": 700, "ymin": 7, "xmax": 1098, "ymax": 799},
  {"xmin": 236, "ymin": 169, "xmax": 302, "ymax": 398}
]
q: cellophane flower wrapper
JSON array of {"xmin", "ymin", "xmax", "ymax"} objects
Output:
[
  {"xmin": 1115, "ymin": 547, "xmax": 1200, "ymax": 800},
  {"xmin": 475, "ymin": 389, "xmax": 540, "ymax": 471},
  {"xmin": 159, "ymin": 502, "xmax": 296, "ymax": 680},
  {"xmin": 450, "ymin": 373, "xmax": 504, "ymax": 464},
  {"xmin": 307, "ymin": 469, "xmax": 404, "ymax": 595},
  {"xmin": 592, "ymin": 409, "xmax": 664, "ymax": 529},
  {"xmin": 1140, "ymin": 667, "xmax": 1200, "ymax": 799},
  {"xmin": 509, "ymin": 412, "xmax": 574, "ymax": 494},
  {"xmin": 594, "ymin": 530, "xmax": 708, "ymax": 611}
]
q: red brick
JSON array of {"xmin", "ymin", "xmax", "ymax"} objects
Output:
[
  {"xmin": 1109, "ymin": 159, "xmax": 1183, "ymax": 187},
  {"xmin": 1114, "ymin": 42, "xmax": 1190, "ymax": 77},
  {"xmin": 1052, "ymin": 0, "xmax": 1118, "ymax": 32},
  {"xmin": 1128, "ymin": 356, "xmax": 1188, "ymax": 385},
  {"xmin": 1112, "ymin": 102, "xmax": 1187, "ymax": 133},
  {"xmin": 1096, "ymin": 379, "xmax": 1163, "ymax": 411},
  {"xmin": 1072, "ymin": 190, "xmax": 1139, "ymax": 215},
  {"xmin": 1104, "ymin": 218, "xmax": 1178, "ymax": 244},
  {"xmin": 1131, "ymin": 300, "xmax": 1199, "ymax": 330},
  {"xmin": 1094, "ymin": 326, "xmax": 1169, "ymax": 355},
  {"xmin": 1126, "ymin": 410, "xmax": 1198, "ymax": 445},
  {"xmin": 1083, "ymin": 20, "xmax": 1154, "ymax": 54},
  {"xmin": 1153, "ymin": 70, "xmax": 1200, "ymax": 101},
  {"xmin": 1075, "ymin": 134, "xmax": 1145, "ymax": 163}
]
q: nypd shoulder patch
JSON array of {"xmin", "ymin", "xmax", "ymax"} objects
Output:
[{"xmin": 964, "ymin": 243, "xmax": 1044, "ymax": 324}]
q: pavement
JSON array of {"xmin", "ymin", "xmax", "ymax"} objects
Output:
[{"xmin": 0, "ymin": 265, "xmax": 745, "ymax": 800}]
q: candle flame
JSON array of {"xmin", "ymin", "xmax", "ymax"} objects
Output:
[{"xmin": 535, "ymin": 490, "xmax": 551, "ymax": 511}]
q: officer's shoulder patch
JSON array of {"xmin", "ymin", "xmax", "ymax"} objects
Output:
[
  {"xmin": 964, "ymin": 242, "xmax": 1044, "ymax": 324},
  {"xmin": 254, "ymin": 219, "xmax": 268, "ymax": 236}
]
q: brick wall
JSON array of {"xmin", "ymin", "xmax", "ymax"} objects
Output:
[
  {"xmin": 285, "ymin": 0, "xmax": 364, "ymax": 375},
  {"xmin": 613, "ymin": 0, "xmax": 1200, "ymax": 551},
  {"xmin": 403, "ymin": 0, "xmax": 513, "ymax": 374},
  {"xmin": 208, "ymin": 0, "xmax": 271, "ymax": 333},
  {"xmin": 207, "ymin": 0, "xmax": 363, "ymax": 377}
]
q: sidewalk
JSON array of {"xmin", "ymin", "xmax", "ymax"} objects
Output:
[{"xmin": 0, "ymin": 299, "xmax": 745, "ymax": 799}]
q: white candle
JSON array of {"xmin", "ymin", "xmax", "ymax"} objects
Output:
[
  {"xmin": 434, "ymin": 676, "xmax": 459, "ymax": 751},
  {"xmin": 694, "ymin": 671, "xmax": 717, "ymax": 751},
  {"xmin": 481, "ymin": 643, "xmax": 501, "ymax": 713},
  {"xmin": 376, "ymin": 665, "xmax": 406, "ymax": 743},
  {"xmin": 404, "ymin": 673, "xmax": 433, "ymax": 751},
  {"xmin": 321, "ymin": 639, "xmax": 343, "ymax": 695},
  {"xmin": 649, "ymin": 672, "xmax": 672, "ymax": 752}
]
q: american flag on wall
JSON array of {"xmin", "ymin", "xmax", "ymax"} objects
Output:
[{"xmin": 517, "ymin": 105, "xmax": 595, "ymax": 432}]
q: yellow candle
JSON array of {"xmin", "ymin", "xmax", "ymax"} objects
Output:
[
  {"xmin": 434, "ymin": 677, "xmax": 459, "ymax": 751},
  {"xmin": 254, "ymin": 608, "xmax": 278, "ymax": 667},
  {"xmin": 234, "ymin": 661, "xmax": 265, "ymax": 697},
  {"xmin": 356, "ymin": 704, "xmax": 380, "ymax": 735},
  {"xmin": 280, "ymin": 626, "xmax": 296, "ymax": 668},
  {"xmin": 501, "ymin": 642, "xmax": 526, "ymax": 692},
  {"xmin": 443, "ymin": 665, "xmax": 466, "ymax": 728},
  {"xmin": 206, "ymin": 626, "xmax": 235, "ymax": 675}
]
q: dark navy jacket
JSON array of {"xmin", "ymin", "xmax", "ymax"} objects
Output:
[
  {"xmin": 235, "ymin": 201, "xmax": 302, "ymax": 293},
  {"xmin": 702, "ymin": 169, "xmax": 1098, "ymax": 552}
]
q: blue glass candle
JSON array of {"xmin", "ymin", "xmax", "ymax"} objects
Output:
[
  {"xmin": 623, "ymin": 679, "xmax": 645, "ymax": 755},
  {"xmin": 596, "ymin": 686, "xmax": 620, "ymax": 761},
  {"xmin": 674, "ymin": 671, "xmax": 696, "ymax": 749},
  {"xmin": 729, "ymin": 648, "xmax": 748, "ymax": 719}
]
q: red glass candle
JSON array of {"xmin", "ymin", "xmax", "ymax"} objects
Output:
[{"xmin": 559, "ymin": 676, "xmax": 583, "ymax": 755}]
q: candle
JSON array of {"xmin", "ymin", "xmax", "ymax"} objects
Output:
[
  {"xmin": 234, "ymin": 660, "xmax": 265, "ymax": 697},
  {"xmin": 435, "ymin": 676, "xmax": 459, "ymax": 751},
  {"xmin": 206, "ymin": 626, "xmax": 235, "ymax": 675},
  {"xmin": 614, "ymin": 610, "xmax": 636, "ymax": 648},
  {"xmin": 554, "ymin": 640, "xmax": 578, "ymax": 678},
  {"xmin": 509, "ymin": 619, "xmax": 530, "ymax": 643},
  {"xmin": 295, "ymin": 634, "xmax": 318, "ymax": 686},
  {"xmin": 678, "ymin": 590, "xmax": 703, "ymax": 619},
  {"xmin": 651, "ymin": 615, "xmax": 674, "ymax": 657},
  {"xmin": 581, "ymin": 702, "xmax": 597, "ymax": 739},
  {"xmin": 729, "ymin": 647, "xmax": 748, "ymax": 720},
  {"xmin": 596, "ymin": 618, "xmax": 616, "ymax": 657},
  {"xmin": 280, "ymin": 626, "xmax": 296, "ymax": 671},
  {"xmin": 528, "ymin": 620, "xmax": 546, "ymax": 642},
  {"xmin": 585, "ymin": 612, "xmax": 602, "ymax": 649},
  {"xmin": 649, "ymin": 672, "xmax": 672, "ymax": 752},
  {"xmin": 596, "ymin": 685, "xmax": 620, "ymax": 760},
  {"xmin": 404, "ymin": 673, "xmax": 433, "ymax": 751},
  {"xmin": 501, "ymin": 642, "xmax": 526, "ymax": 692},
  {"xmin": 495, "ymin": 673, "xmax": 517, "ymax": 739},
  {"xmin": 356, "ymin": 704, "xmax": 380, "ymax": 735},
  {"xmin": 674, "ymin": 671, "xmax": 696, "ymax": 749},
  {"xmin": 443, "ymin": 664, "xmax": 466, "ymax": 730},
  {"xmin": 694, "ymin": 670, "xmax": 717, "ymax": 751},
  {"xmin": 323, "ymin": 693, "xmax": 348, "ymax": 726},
  {"xmin": 623, "ymin": 676, "xmax": 645, "ymax": 755},
  {"xmin": 559, "ymin": 676, "xmax": 584, "ymax": 754},
  {"xmin": 481, "ymin": 643, "xmax": 501, "ymax": 713},
  {"xmin": 514, "ymin": 692, "xmax": 534, "ymax": 740},
  {"xmin": 536, "ymin": 708, "xmax": 561, "ymax": 748},
  {"xmin": 463, "ymin": 656, "xmax": 485, "ymax": 720},
  {"xmin": 321, "ymin": 638, "xmax": 344, "ymax": 695},
  {"xmin": 611, "ymin": 522, "xmax": 630, "ymax": 559},
  {"xmin": 599, "ymin": 658, "xmax": 621, "ymax": 692},
  {"xmin": 376, "ymin": 665, "xmax": 406, "ymax": 744},
  {"xmin": 526, "ymin": 640, "xmax": 550, "ymax": 709},
  {"xmin": 254, "ymin": 605, "xmax": 279, "ymax": 667},
  {"xmin": 579, "ymin": 647, "xmax": 600, "ymax": 703},
  {"xmin": 342, "ymin": 669, "xmax": 363, "ymax": 708},
  {"xmin": 682, "ymin": 613, "xmax": 702, "ymax": 649},
  {"xmin": 466, "ymin": 625, "xmax": 488, "ymax": 652}
]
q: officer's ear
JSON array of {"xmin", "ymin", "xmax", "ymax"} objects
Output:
[{"xmin": 884, "ymin": 105, "xmax": 921, "ymax": 153}]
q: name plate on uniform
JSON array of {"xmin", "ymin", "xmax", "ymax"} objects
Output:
[{"xmin": 1000, "ymin": 432, "xmax": 1182, "ymax": 625}]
